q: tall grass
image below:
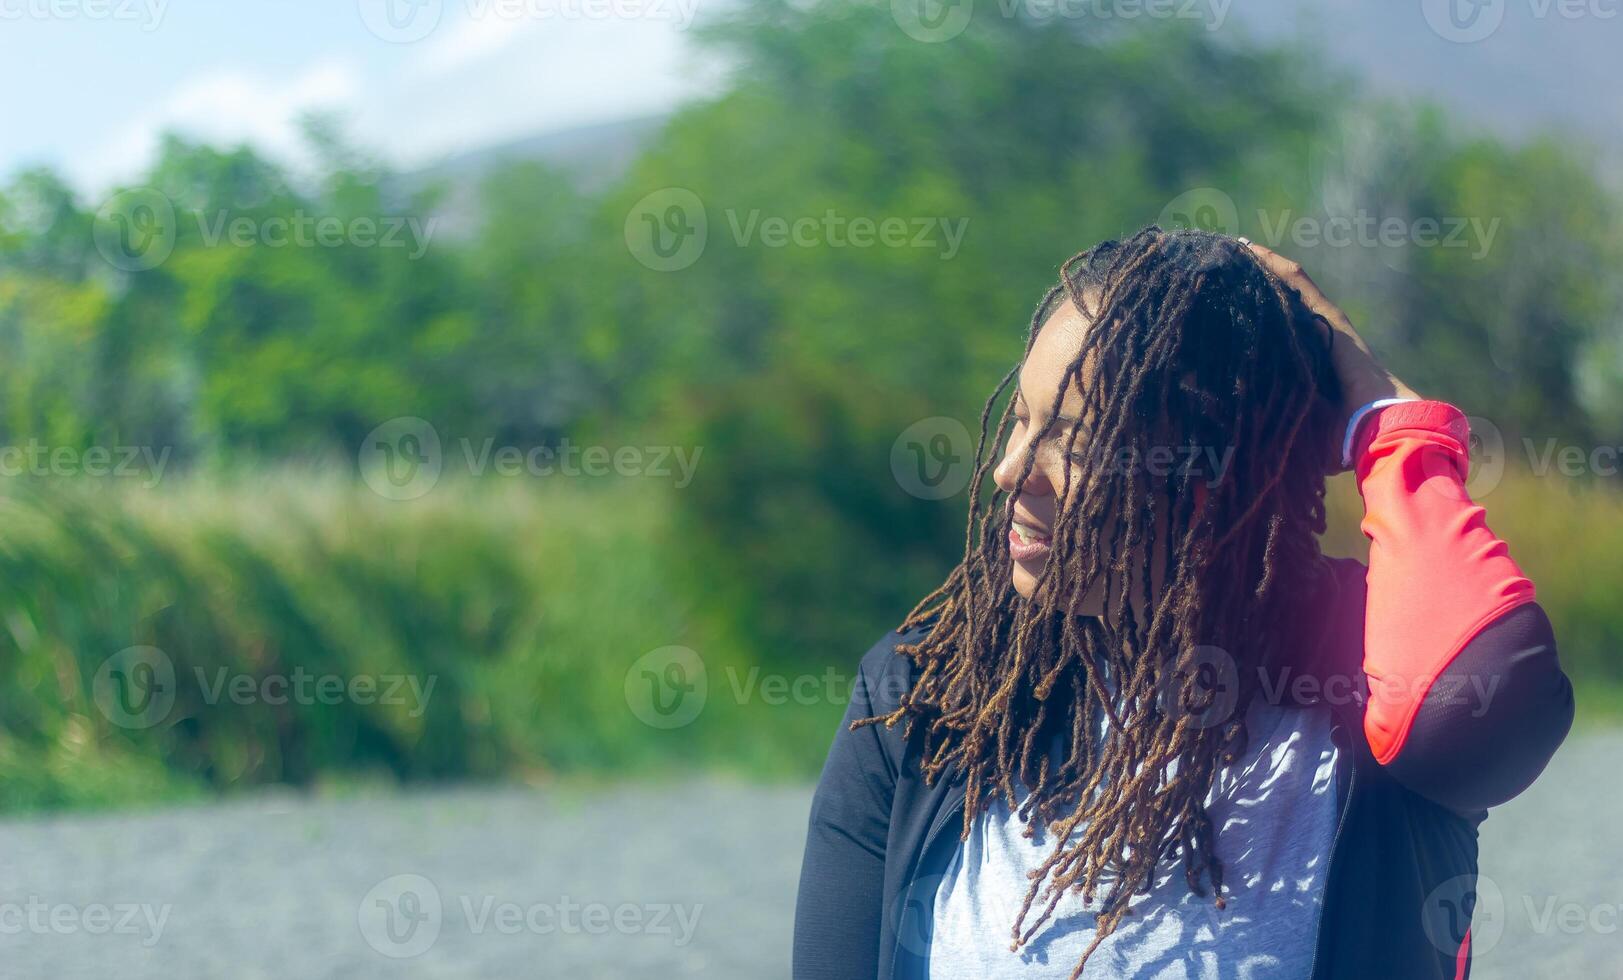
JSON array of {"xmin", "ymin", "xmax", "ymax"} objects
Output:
[
  {"xmin": 0, "ymin": 473, "xmax": 830, "ymax": 813},
  {"xmin": 0, "ymin": 464, "xmax": 1616, "ymax": 814}
]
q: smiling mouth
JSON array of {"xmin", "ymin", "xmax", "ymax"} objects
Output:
[
  {"xmin": 1008, "ymin": 520, "xmax": 1053, "ymax": 560},
  {"xmin": 1012, "ymin": 520, "xmax": 1049, "ymax": 544}
]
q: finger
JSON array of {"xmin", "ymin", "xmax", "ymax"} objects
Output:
[
  {"xmin": 1240, "ymin": 240, "xmax": 1351, "ymax": 332},
  {"xmin": 1241, "ymin": 240, "xmax": 1318, "ymax": 297}
]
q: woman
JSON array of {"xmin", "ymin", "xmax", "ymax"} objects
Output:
[{"xmin": 792, "ymin": 227, "xmax": 1573, "ymax": 979}]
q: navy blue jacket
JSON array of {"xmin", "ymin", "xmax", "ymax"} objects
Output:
[{"xmin": 793, "ymin": 564, "xmax": 1571, "ymax": 979}]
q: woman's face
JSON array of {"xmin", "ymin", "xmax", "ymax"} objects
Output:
[
  {"xmin": 993, "ymin": 294, "xmax": 1180, "ymax": 616},
  {"xmin": 993, "ymin": 297, "xmax": 1109, "ymax": 612}
]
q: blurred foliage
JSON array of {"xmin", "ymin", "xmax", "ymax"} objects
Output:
[
  {"xmin": 0, "ymin": 477, "xmax": 829, "ymax": 812},
  {"xmin": 0, "ymin": 0, "xmax": 1619, "ymax": 807}
]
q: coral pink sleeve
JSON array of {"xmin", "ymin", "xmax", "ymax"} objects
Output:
[{"xmin": 1352, "ymin": 401, "xmax": 1537, "ymax": 765}]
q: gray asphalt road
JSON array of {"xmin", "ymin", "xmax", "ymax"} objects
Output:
[{"xmin": 0, "ymin": 733, "xmax": 1617, "ymax": 979}]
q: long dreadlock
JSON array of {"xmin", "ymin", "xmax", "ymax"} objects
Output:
[{"xmin": 856, "ymin": 226, "xmax": 1344, "ymax": 977}]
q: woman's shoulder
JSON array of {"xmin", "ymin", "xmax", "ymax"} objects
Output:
[{"xmin": 852, "ymin": 621, "xmax": 931, "ymax": 716}]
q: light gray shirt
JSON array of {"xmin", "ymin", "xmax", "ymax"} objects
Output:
[{"xmin": 927, "ymin": 699, "xmax": 1342, "ymax": 979}]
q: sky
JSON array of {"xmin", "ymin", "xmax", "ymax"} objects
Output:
[
  {"xmin": 0, "ymin": 0, "xmax": 726, "ymax": 196},
  {"xmin": 1, "ymin": 0, "xmax": 1618, "ymax": 200}
]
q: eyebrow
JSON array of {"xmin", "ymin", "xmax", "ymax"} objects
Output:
[{"xmin": 1013, "ymin": 391, "xmax": 1086, "ymax": 429}]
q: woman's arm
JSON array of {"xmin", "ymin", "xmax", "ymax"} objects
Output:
[
  {"xmin": 1240, "ymin": 239, "xmax": 1574, "ymax": 813},
  {"xmin": 792, "ymin": 635, "xmax": 901, "ymax": 980},
  {"xmin": 1352, "ymin": 400, "xmax": 1573, "ymax": 812}
]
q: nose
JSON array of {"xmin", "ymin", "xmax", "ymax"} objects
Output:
[{"xmin": 993, "ymin": 438, "xmax": 1052, "ymax": 497}]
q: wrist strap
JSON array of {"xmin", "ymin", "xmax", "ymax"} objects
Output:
[{"xmin": 1342, "ymin": 397, "xmax": 1420, "ymax": 469}]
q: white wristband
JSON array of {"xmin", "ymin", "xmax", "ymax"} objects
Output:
[{"xmin": 1341, "ymin": 398, "xmax": 1420, "ymax": 469}]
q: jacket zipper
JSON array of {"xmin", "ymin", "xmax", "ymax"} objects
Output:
[
  {"xmin": 889, "ymin": 783, "xmax": 968, "ymax": 980},
  {"xmin": 1307, "ymin": 722, "xmax": 1359, "ymax": 980}
]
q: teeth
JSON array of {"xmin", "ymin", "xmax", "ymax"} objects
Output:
[{"xmin": 1013, "ymin": 522, "xmax": 1044, "ymax": 544}]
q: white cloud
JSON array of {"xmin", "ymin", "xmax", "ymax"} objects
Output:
[
  {"xmin": 412, "ymin": 8, "xmax": 539, "ymax": 78},
  {"xmin": 42, "ymin": 7, "xmax": 729, "ymax": 197},
  {"xmin": 357, "ymin": 15, "xmax": 721, "ymax": 169},
  {"xmin": 72, "ymin": 59, "xmax": 360, "ymax": 194}
]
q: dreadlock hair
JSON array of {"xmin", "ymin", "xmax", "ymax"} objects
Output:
[{"xmin": 856, "ymin": 226, "xmax": 1345, "ymax": 977}]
